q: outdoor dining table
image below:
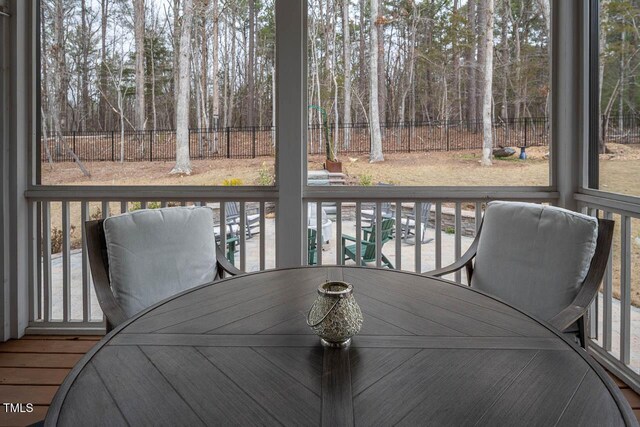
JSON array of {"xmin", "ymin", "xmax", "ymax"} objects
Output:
[{"xmin": 45, "ymin": 266, "xmax": 637, "ymax": 426}]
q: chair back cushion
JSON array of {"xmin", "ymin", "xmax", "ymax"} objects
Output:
[
  {"xmin": 471, "ymin": 202, "xmax": 598, "ymax": 326},
  {"xmin": 103, "ymin": 207, "xmax": 218, "ymax": 318}
]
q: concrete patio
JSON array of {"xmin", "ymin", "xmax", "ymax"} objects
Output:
[{"xmin": 45, "ymin": 217, "xmax": 640, "ymax": 374}]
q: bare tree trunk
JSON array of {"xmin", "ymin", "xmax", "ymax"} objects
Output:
[
  {"xmin": 376, "ymin": 5, "xmax": 385, "ymax": 124},
  {"xmin": 212, "ymin": 0, "xmax": 220, "ymax": 151},
  {"xmin": 134, "ymin": 0, "xmax": 146, "ymax": 133},
  {"xmin": 80, "ymin": 0, "xmax": 89, "ymax": 131},
  {"xmin": 399, "ymin": 2, "xmax": 417, "ymax": 125},
  {"xmin": 50, "ymin": 0, "xmax": 90, "ymax": 176},
  {"xmin": 172, "ymin": 0, "xmax": 194, "ymax": 175},
  {"xmin": 599, "ymin": 0, "xmax": 609, "ymax": 153},
  {"xmin": 53, "ymin": 0, "xmax": 66, "ymax": 154},
  {"xmin": 173, "ymin": 0, "xmax": 181, "ymax": 127},
  {"xmin": 537, "ymin": 0, "xmax": 551, "ymax": 119},
  {"xmin": 619, "ymin": 29, "xmax": 625, "ymax": 130},
  {"xmin": 369, "ymin": 0, "xmax": 383, "ymax": 163},
  {"xmin": 508, "ymin": 4, "xmax": 522, "ymax": 121},
  {"xmin": 358, "ymin": 0, "xmax": 367, "ymax": 122},
  {"xmin": 41, "ymin": 3, "xmax": 53, "ymax": 165},
  {"xmin": 342, "ymin": 0, "xmax": 352, "ymax": 148},
  {"xmin": 476, "ymin": 0, "xmax": 485, "ymax": 124},
  {"xmin": 248, "ymin": 0, "xmax": 256, "ymax": 126},
  {"xmin": 194, "ymin": 27, "xmax": 203, "ymax": 157},
  {"xmin": 501, "ymin": 1, "xmax": 509, "ymax": 121},
  {"xmin": 466, "ymin": 0, "xmax": 477, "ymax": 126},
  {"xmin": 41, "ymin": 108, "xmax": 54, "ymax": 166},
  {"xmin": 481, "ymin": 0, "xmax": 494, "ymax": 166},
  {"xmin": 228, "ymin": 20, "xmax": 237, "ymax": 127},
  {"xmin": 151, "ymin": 8, "xmax": 158, "ymax": 138},
  {"xmin": 100, "ymin": 0, "xmax": 109, "ymax": 130}
]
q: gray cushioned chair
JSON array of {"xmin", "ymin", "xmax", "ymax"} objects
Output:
[
  {"xmin": 85, "ymin": 206, "xmax": 242, "ymax": 331},
  {"xmin": 425, "ymin": 201, "xmax": 614, "ymax": 347}
]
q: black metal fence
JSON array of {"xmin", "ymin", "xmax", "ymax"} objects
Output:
[
  {"xmin": 40, "ymin": 115, "xmax": 637, "ymax": 162},
  {"xmin": 41, "ymin": 127, "xmax": 276, "ymax": 163},
  {"xmin": 307, "ymin": 117, "xmax": 550, "ymax": 155}
]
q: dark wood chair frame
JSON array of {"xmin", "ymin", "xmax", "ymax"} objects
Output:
[
  {"xmin": 426, "ymin": 217, "xmax": 615, "ymax": 348},
  {"xmin": 85, "ymin": 219, "xmax": 243, "ymax": 331}
]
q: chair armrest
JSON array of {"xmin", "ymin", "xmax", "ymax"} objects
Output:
[
  {"xmin": 342, "ymin": 234, "xmax": 357, "ymax": 243},
  {"xmin": 85, "ymin": 220, "xmax": 128, "ymax": 329},
  {"xmin": 549, "ymin": 305, "xmax": 586, "ymax": 332},
  {"xmin": 216, "ymin": 246, "xmax": 243, "ymax": 277},
  {"xmin": 423, "ymin": 221, "xmax": 482, "ymax": 282},
  {"xmin": 549, "ymin": 218, "xmax": 615, "ymax": 332}
]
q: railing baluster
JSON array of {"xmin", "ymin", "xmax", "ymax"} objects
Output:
[
  {"xmin": 36, "ymin": 202, "xmax": 43, "ymax": 321},
  {"xmin": 141, "ymin": 201, "xmax": 148, "ymax": 210},
  {"xmin": 260, "ymin": 202, "xmax": 266, "ymax": 271},
  {"xmin": 81, "ymin": 202, "xmax": 91, "ymax": 322},
  {"xmin": 475, "ymin": 202, "xmax": 482, "ymax": 232},
  {"xmin": 455, "ymin": 202, "xmax": 462, "ymax": 283},
  {"xmin": 415, "ymin": 202, "xmax": 422, "ymax": 273},
  {"xmin": 161, "ymin": 201, "xmax": 168, "ymax": 209},
  {"xmin": 435, "ymin": 202, "xmax": 442, "ymax": 269},
  {"xmin": 316, "ymin": 202, "xmax": 323, "ymax": 266},
  {"xmin": 303, "ymin": 202, "xmax": 309, "ymax": 266},
  {"xmin": 220, "ymin": 202, "xmax": 228, "ymax": 266},
  {"xmin": 620, "ymin": 215, "xmax": 631, "ymax": 365},
  {"xmin": 376, "ymin": 202, "xmax": 382, "ymax": 268},
  {"xmin": 589, "ymin": 208, "xmax": 599, "ymax": 340},
  {"xmin": 603, "ymin": 211, "xmax": 613, "ymax": 351},
  {"xmin": 356, "ymin": 202, "xmax": 362, "ymax": 264},
  {"xmin": 395, "ymin": 202, "xmax": 402, "ymax": 271},
  {"xmin": 120, "ymin": 201, "xmax": 127, "ymax": 214},
  {"xmin": 102, "ymin": 201, "xmax": 109, "ymax": 219},
  {"xmin": 336, "ymin": 202, "xmax": 343, "ymax": 265},
  {"xmin": 240, "ymin": 202, "xmax": 246, "ymax": 272},
  {"xmin": 28, "ymin": 202, "xmax": 37, "ymax": 322},
  {"xmin": 42, "ymin": 202, "xmax": 52, "ymax": 322},
  {"xmin": 62, "ymin": 201, "xmax": 71, "ymax": 322}
]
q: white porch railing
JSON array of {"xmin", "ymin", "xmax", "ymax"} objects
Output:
[
  {"xmin": 577, "ymin": 191, "xmax": 640, "ymax": 393},
  {"xmin": 24, "ymin": 187, "xmax": 640, "ymax": 393},
  {"xmin": 25, "ymin": 188, "xmax": 278, "ymax": 334}
]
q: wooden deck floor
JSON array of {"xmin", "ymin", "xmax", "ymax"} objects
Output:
[{"xmin": 1, "ymin": 336, "xmax": 639, "ymax": 426}]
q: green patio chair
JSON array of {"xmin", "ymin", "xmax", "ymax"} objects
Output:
[
  {"xmin": 308, "ymin": 228, "xmax": 318, "ymax": 266},
  {"xmin": 342, "ymin": 218, "xmax": 395, "ymax": 268}
]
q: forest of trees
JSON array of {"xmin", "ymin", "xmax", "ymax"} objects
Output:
[{"xmin": 40, "ymin": 0, "xmax": 639, "ymax": 172}]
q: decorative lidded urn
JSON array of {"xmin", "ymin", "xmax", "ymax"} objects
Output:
[{"xmin": 306, "ymin": 281, "xmax": 363, "ymax": 348}]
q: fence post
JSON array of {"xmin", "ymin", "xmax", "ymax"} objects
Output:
[
  {"xmin": 72, "ymin": 131, "xmax": 76, "ymax": 154},
  {"xmin": 524, "ymin": 118, "xmax": 528, "ymax": 147},
  {"xmin": 226, "ymin": 127, "xmax": 231, "ymax": 159},
  {"xmin": 446, "ymin": 120, "xmax": 450, "ymax": 151},
  {"xmin": 149, "ymin": 131, "xmax": 153, "ymax": 161},
  {"xmin": 188, "ymin": 129, "xmax": 192, "ymax": 157},
  {"xmin": 252, "ymin": 126, "xmax": 257, "ymax": 158},
  {"xmin": 111, "ymin": 131, "xmax": 115, "ymax": 161},
  {"xmin": 408, "ymin": 122, "xmax": 412, "ymax": 153}
]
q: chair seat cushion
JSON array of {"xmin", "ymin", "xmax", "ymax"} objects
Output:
[
  {"xmin": 103, "ymin": 207, "xmax": 218, "ymax": 318},
  {"xmin": 471, "ymin": 202, "xmax": 598, "ymax": 328}
]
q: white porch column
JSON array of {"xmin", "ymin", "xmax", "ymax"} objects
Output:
[
  {"xmin": 275, "ymin": 0, "xmax": 307, "ymax": 268},
  {"xmin": 0, "ymin": 0, "xmax": 32, "ymax": 341},
  {"xmin": 552, "ymin": 0, "xmax": 586, "ymax": 211}
]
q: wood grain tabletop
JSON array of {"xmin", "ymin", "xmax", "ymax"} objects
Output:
[{"xmin": 45, "ymin": 267, "xmax": 637, "ymax": 426}]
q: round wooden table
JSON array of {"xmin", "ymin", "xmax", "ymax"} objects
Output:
[{"xmin": 46, "ymin": 267, "xmax": 636, "ymax": 426}]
